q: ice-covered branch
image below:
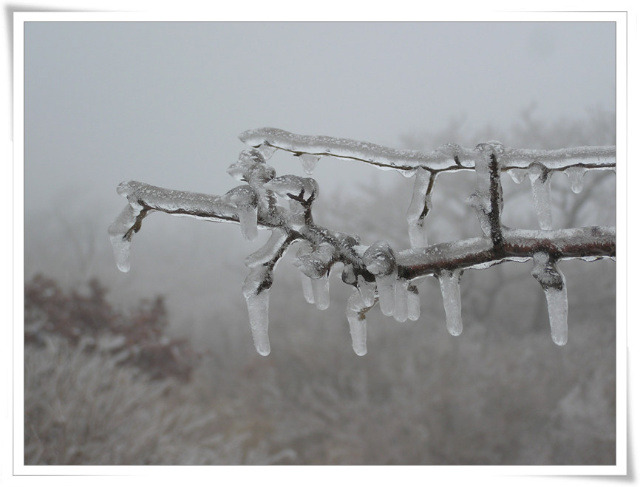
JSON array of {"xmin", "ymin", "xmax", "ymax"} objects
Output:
[
  {"xmin": 397, "ymin": 226, "xmax": 615, "ymax": 281},
  {"xmin": 240, "ymin": 127, "xmax": 615, "ymax": 174},
  {"xmin": 111, "ymin": 128, "xmax": 616, "ymax": 356}
]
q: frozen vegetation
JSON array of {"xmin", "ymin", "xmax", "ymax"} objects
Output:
[{"xmin": 109, "ymin": 125, "xmax": 615, "ymax": 355}]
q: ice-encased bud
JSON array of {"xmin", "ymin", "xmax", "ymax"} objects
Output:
[
  {"xmin": 362, "ymin": 241, "xmax": 396, "ymax": 276},
  {"xmin": 264, "ymin": 175, "xmax": 319, "ymax": 203},
  {"xmin": 227, "ymin": 148, "xmax": 266, "ymax": 181},
  {"xmin": 293, "ymin": 242, "xmax": 334, "ymax": 279}
]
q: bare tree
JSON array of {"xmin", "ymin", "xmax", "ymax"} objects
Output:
[{"xmin": 108, "ymin": 128, "xmax": 615, "ymax": 356}]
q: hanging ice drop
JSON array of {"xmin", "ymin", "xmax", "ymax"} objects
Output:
[
  {"xmin": 375, "ymin": 274, "xmax": 396, "ymax": 316},
  {"xmin": 299, "ymin": 154, "xmax": 320, "ymax": 175},
  {"xmin": 407, "ymin": 283, "xmax": 420, "ymax": 321},
  {"xmin": 393, "ymin": 279, "xmax": 409, "ymax": 323},
  {"xmin": 564, "ymin": 166, "xmax": 587, "ymax": 194},
  {"xmin": 312, "ymin": 274, "xmax": 330, "ymax": 310}
]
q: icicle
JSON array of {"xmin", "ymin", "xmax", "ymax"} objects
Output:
[
  {"xmin": 238, "ymin": 207, "xmax": 258, "ymax": 240},
  {"xmin": 507, "ymin": 167, "xmax": 528, "ymax": 184},
  {"xmin": 438, "ymin": 269, "xmax": 463, "ymax": 336},
  {"xmin": 406, "ymin": 168, "xmax": 433, "ymax": 248},
  {"xmin": 311, "ymin": 274, "xmax": 330, "ymax": 310},
  {"xmin": 242, "ymin": 267, "xmax": 273, "ymax": 356},
  {"xmin": 528, "ymin": 164, "xmax": 553, "ymax": 230},
  {"xmin": 531, "ymin": 252, "xmax": 568, "ymax": 346},
  {"xmin": 357, "ymin": 275, "xmax": 376, "ymax": 307},
  {"xmin": 376, "ymin": 274, "xmax": 396, "ymax": 316},
  {"xmin": 407, "ymin": 283, "xmax": 420, "ymax": 321},
  {"xmin": 108, "ymin": 204, "xmax": 141, "ymax": 273},
  {"xmin": 393, "ymin": 279, "xmax": 409, "ymax": 323},
  {"xmin": 299, "ymin": 154, "xmax": 320, "ymax": 175},
  {"xmin": 564, "ymin": 166, "xmax": 587, "ymax": 194},
  {"xmin": 258, "ymin": 143, "xmax": 277, "ymax": 160},
  {"xmin": 245, "ymin": 228, "xmax": 288, "ymax": 268},
  {"xmin": 545, "ymin": 285, "xmax": 568, "ymax": 346},
  {"xmin": 347, "ymin": 291, "xmax": 367, "ymax": 356},
  {"xmin": 300, "ymin": 273, "xmax": 315, "ymax": 304}
]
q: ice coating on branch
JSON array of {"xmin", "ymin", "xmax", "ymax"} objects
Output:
[
  {"xmin": 438, "ymin": 269, "xmax": 463, "ymax": 336},
  {"xmin": 507, "ymin": 167, "xmax": 528, "ymax": 184},
  {"xmin": 222, "ymin": 186, "xmax": 259, "ymax": 240},
  {"xmin": 407, "ymin": 284, "xmax": 420, "ymax": 321},
  {"xmin": 528, "ymin": 164, "xmax": 553, "ymax": 230},
  {"xmin": 531, "ymin": 252, "xmax": 568, "ymax": 346},
  {"xmin": 245, "ymin": 228, "xmax": 288, "ymax": 268},
  {"xmin": 347, "ymin": 291, "xmax": 368, "ymax": 356},
  {"xmin": 564, "ymin": 166, "xmax": 587, "ymax": 194},
  {"xmin": 242, "ymin": 267, "xmax": 273, "ymax": 356},
  {"xmin": 311, "ymin": 274, "xmax": 330, "ymax": 310},
  {"xmin": 357, "ymin": 275, "xmax": 376, "ymax": 307},
  {"xmin": 108, "ymin": 204, "xmax": 141, "ymax": 273},
  {"xmin": 393, "ymin": 279, "xmax": 409, "ymax": 323},
  {"xmin": 239, "ymin": 127, "xmax": 477, "ymax": 171},
  {"xmin": 407, "ymin": 168, "xmax": 433, "ymax": 247},
  {"xmin": 470, "ymin": 141, "xmax": 503, "ymax": 238},
  {"xmin": 299, "ymin": 154, "xmax": 320, "ymax": 175}
]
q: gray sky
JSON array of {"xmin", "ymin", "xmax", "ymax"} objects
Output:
[{"xmin": 24, "ymin": 21, "xmax": 615, "ymax": 214}]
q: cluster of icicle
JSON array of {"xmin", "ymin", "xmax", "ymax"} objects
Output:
[{"xmin": 109, "ymin": 128, "xmax": 614, "ymax": 357}]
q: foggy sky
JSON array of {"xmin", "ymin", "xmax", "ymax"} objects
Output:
[{"xmin": 24, "ymin": 21, "xmax": 615, "ymax": 215}]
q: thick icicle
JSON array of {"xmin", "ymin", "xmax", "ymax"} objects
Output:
[
  {"xmin": 312, "ymin": 274, "xmax": 330, "ymax": 310},
  {"xmin": 346, "ymin": 291, "xmax": 368, "ymax": 356},
  {"xmin": 299, "ymin": 154, "xmax": 320, "ymax": 175},
  {"xmin": 108, "ymin": 204, "xmax": 142, "ymax": 273},
  {"xmin": 406, "ymin": 168, "xmax": 433, "ymax": 248},
  {"xmin": 238, "ymin": 207, "xmax": 258, "ymax": 240},
  {"xmin": 300, "ymin": 273, "xmax": 315, "ymax": 304},
  {"xmin": 407, "ymin": 283, "xmax": 420, "ymax": 321},
  {"xmin": 393, "ymin": 279, "xmax": 409, "ymax": 323},
  {"xmin": 531, "ymin": 252, "xmax": 568, "ymax": 346},
  {"xmin": 528, "ymin": 164, "xmax": 553, "ymax": 230},
  {"xmin": 564, "ymin": 166, "xmax": 587, "ymax": 194},
  {"xmin": 357, "ymin": 275, "xmax": 376, "ymax": 307},
  {"xmin": 245, "ymin": 228, "xmax": 288, "ymax": 268},
  {"xmin": 375, "ymin": 274, "xmax": 396, "ymax": 317},
  {"xmin": 242, "ymin": 267, "xmax": 273, "ymax": 356},
  {"xmin": 507, "ymin": 167, "xmax": 528, "ymax": 184},
  {"xmin": 438, "ymin": 269, "xmax": 463, "ymax": 336}
]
